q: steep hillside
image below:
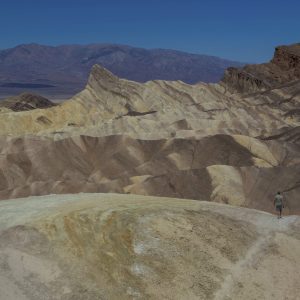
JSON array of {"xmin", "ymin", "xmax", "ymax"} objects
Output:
[{"xmin": 0, "ymin": 134, "xmax": 300, "ymax": 214}]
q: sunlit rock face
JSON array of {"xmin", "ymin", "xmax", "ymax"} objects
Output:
[
  {"xmin": 0, "ymin": 193, "xmax": 299, "ymax": 300},
  {"xmin": 0, "ymin": 44, "xmax": 299, "ymax": 213}
]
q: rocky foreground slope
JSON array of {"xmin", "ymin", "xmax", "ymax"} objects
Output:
[
  {"xmin": 0, "ymin": 43, "xmax": 299, "ymax": 213},
  {"xmin": 0, "ymin": 193, "xmax": 299, "ymax": 300}
]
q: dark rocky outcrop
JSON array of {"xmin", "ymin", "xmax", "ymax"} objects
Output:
[
  {"xmin": 0, "ymin": 92, "xmax": 56, "ymax": 111},
  {"xmin": 222, "ymin": 67, "xmax": 270, "ymax": 93},
  {"xmin": 222, "ymin": 43, "xmax": 300, "ymax": 93},
  {"xmin": 272, "ymin": 44, "xmax": 300, "ymax": 76}
]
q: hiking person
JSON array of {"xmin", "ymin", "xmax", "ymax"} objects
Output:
[{"xmin": 274, "ymin": 191, "xmax": 284, "ymax": 218}]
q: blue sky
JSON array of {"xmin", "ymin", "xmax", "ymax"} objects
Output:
[{"xmin": 0, "ymin": 0, "xmax": 299, "ymax": 62}]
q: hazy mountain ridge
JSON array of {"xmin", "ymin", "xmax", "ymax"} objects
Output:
[{"xmin": 0, "ymin": 43, "xmax": 243, "ymax": 97}]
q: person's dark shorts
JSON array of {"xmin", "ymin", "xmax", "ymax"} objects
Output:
[{"xmin": 276, "ymin": 205, "xmax": 283, "ymax": 211}]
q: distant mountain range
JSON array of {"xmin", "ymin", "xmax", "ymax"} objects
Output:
[{"xmin": 0, "ymin": 43, "xmax": 243, "ymax": 98}]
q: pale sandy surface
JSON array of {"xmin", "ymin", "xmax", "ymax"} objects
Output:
[{"xmin": 0, "ymin": 193, "xmax": 299, "ymax": 299}]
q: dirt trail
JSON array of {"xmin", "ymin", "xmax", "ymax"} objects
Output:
[
  {"xmin": 214, "ymin": 235, "xmax": 270, "ymax": 300},
  {"xmin": 214, "ymin": 216, "xmax": 300, "ymax": 300}
]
